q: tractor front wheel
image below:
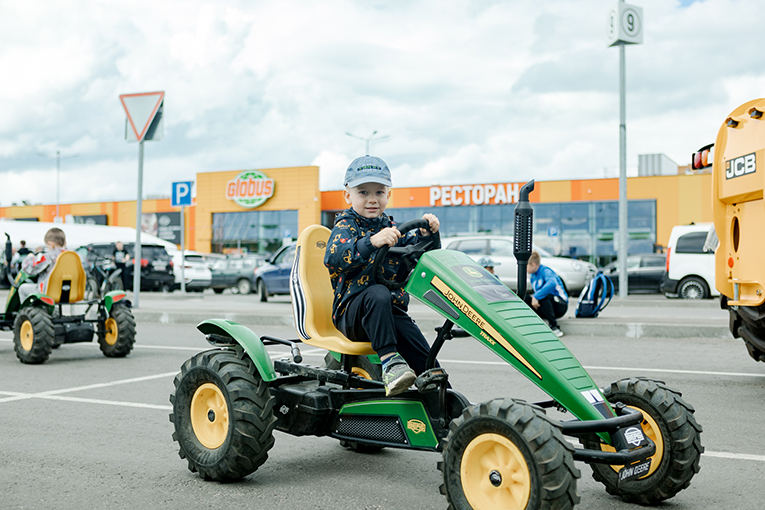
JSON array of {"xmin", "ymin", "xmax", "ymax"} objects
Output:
[
  {"xmin": 170, "ymin": 348, "xmax": 276, "ymax": 481},
  {"xmin": 99, "ymin": 305, "xmax": 136, "ymax": 357},
  {"xmin": 582, "ymin": 377, "xmax": 703, "ymax": 504},
  {"xmin": 440, "ymin": 398, "xmax": 580, "ymax": 510},
  {"xmin": 13, "ymin": 307, "xmax": 54, "ymax": 364}
]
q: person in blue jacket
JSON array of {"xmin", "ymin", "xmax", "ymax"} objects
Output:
[{"xmin": 525, "ymin": 251, "xmax": 568, "ymax": 337}]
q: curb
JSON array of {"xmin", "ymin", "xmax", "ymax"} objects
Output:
[{"xmin": 133, "ymin": 310, "xmax": 731, "ymax": 339}]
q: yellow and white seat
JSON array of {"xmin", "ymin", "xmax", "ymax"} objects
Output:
[
  {"xmin": 290, "ymin": 225, "xmax": 375, "ymax": 356},
  {"xmin": 45, "ymin": 251, "xmax": 87, "ymax": 304}
]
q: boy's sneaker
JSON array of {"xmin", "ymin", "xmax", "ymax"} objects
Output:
[
  {"xmin": 551, "ymin": 327, "xmax": 564, "ymax": 338},
  {"xmin": 382, "ymin": 355, "xmax": 416, "ymax": 397}
]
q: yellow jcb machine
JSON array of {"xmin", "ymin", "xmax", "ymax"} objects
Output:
[{"xmin": 692, "ymin": 98, "xmax": 765, "ymax": 362}]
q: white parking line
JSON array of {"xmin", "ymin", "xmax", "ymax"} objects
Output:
[{"xmin": 704, "ymin": 451, "xmax": 765, "ymax": 462}]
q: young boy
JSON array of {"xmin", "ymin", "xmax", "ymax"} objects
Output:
[
  {"xmin": 324, "ymin": 155, "xmax": 440, "ymax": 396},
  {"xmin": 525, "ymin": 251, "xmax": 568, "ymax": 337},
  {"xmin": 18, "ymin": 228, "xmax": 67, "ymax": 303}
]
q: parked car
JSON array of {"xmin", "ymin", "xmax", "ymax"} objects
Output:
[
  {"xmin": 169, "ymin": 251, "xmax": 212, "ymax": 292},
  {"xmin": 210, "ymin": 256, "xmax": 267, "ymax": 295},
  {"xmin": 78, "ymin": 242, "xmax": 175, "ymax": 292},
  {"xmin": 603, "ymin": 254, "xmax": 666, "ymax": 294},
  {"xmin": 660, "ymin": 223, "xmax": 718, "ymax": 300},
  {"xmin": 253, "ymin": 243, "xmax": 297, "ymax": 302},
  {"xmin": 441, "ymin": 235, "xmax": 597, "ymax": 295}
]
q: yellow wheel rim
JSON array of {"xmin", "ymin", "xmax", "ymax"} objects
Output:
[
  {"xmin": 602, "ymin": 405, "xmax": 665, "ymax": 478},
  {"xmin": 461, "ymin": 433, "xmax": 531, "ymax": 510},
  {"xmin": 191, "ymin": 383, "xmax": 229, "ymax": 449},
  {"xmin": 20, "ymin": 321, "xmax": 34, "ymax": 352},
  {"xmin": 104, "ymin": 318, "xmax": 118, "ymax": 346},
  {"xmin": 352, "ymin": 367, "xmax": 373, "ymax": 380}
]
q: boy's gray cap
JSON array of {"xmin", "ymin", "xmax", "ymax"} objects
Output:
[{"xmin": 344, "ymin": 155, "xmax": 392, "ymax": 188}]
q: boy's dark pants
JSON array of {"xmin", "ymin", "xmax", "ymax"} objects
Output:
[
  {"xmin": 524, "ymin": 294, "xmax": 568, "ymax": 328},
  {"xmin": 336, "ymin": 285, "xmax": 432, "ymax": 375}
]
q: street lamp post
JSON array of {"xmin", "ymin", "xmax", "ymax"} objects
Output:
[
  {"xmin": 345, "ymin": 130, "xmax": 390, "ymax": 155},
  {"xmin": 37, "ymin": 150, "xmax": 79, "ymax": 221}
]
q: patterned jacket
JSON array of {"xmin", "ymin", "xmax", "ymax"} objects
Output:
[
  {"xmin": 20, "ymin": 246, "xmax": 66, "ymax": 294},
  {"xmin": 324, "ymin": 208, "xmax": 437, "ymax": 322}
]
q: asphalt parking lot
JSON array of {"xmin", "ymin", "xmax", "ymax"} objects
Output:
[{"xmin": 1, "ymin": 292, "xmax": 764, "ymax": 509}]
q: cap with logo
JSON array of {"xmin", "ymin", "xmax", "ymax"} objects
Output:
[{"xmin": 344, "ymin": 155, "xmax": 392, "ymax": 188}]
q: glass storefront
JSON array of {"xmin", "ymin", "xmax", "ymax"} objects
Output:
[
  {"xmin": 384, "ymin": 199, "xmax": 657, "ymax": 266},
  {"xmin": 212, "ymin": 210, "xmax": 298, "ymax": 255}
]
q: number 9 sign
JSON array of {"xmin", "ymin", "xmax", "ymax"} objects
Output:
[
  {"xmin": 621, "ymin": 7, "xmax": 641, "ymax": 38},
  {"xmin": 607, "ymin": 1, "xmax": 643, "ymax": 46}
]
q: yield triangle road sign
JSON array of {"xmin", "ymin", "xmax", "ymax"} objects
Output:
[{"xmin": 120, "ymin": 91, "xmax": 165, "ymax": 143}]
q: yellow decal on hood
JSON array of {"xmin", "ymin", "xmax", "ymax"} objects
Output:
[{"xmin": 430, "ymin": 275, "xmax": 542, "ymax": 380}]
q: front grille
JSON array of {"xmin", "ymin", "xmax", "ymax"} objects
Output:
[{"xmin": 334, "ymin": 415, "xmax": 407, "ymax": 445}]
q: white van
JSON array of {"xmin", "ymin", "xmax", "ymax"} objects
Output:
[{"xmin": 660, "ymin": 223, "xmax": 718, "ymax": 299}]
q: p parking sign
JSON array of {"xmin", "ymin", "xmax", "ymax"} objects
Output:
[{"xmin": 172, "ymin": 181, "xmax": 194, "ymax": 207}]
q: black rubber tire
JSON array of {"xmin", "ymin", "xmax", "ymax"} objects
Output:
[
  {"xmin": 323, "ymin": 352, "xmax": 384, "ymax": 453},
  {"xmin": 98, "ymin": 305, "xmax": 136, "ymax": 357},
  {"xmin": 439, "ymin": 398, "xmax": 580, "ymax": 510},
  {"xmin": 257, "ymin": 279, "xmax": 267, "ymax": 301},
  {"xmin": 109, "ymin": 277, "xmax": 124, "ymax": 292},
  {"xmin": 213, "ymin": 288, "xmax": 225, "ymax": 294},
  {"xmin": 582, "ymin": 377, "xmax": 703, "ymax": 505},
  {"xmin": 169, "ymin": 348, "xmax": 277, "ymax": 481},
  {"xmin": 678, "ymin": 276, "xmax": 708, "ymax": 300},
  {"xmin": 237, "ymin": 278, "xmax": 252, "ymax": 295},
  {"xmin": 13, "ymin": 307, "xmax": 54, "ymax": 364},
  {"xmin": 85, "ymin": 278, "xmax": 100, "ymax": 300}
]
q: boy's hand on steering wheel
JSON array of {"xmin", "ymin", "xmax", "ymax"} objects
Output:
[
  {"xmin": 371, "ymin": 227, "xmax": 401, "ymax": 248},
  {"xmin": 420, "ymin": 214, "xmax": 440, "ymax": 236}
]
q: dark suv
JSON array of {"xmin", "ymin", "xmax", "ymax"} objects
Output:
[{"xmin": 79, "ymin": 242, "xmax": 175, "ymax": 292}]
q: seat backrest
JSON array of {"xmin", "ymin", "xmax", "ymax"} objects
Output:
[
  {"xmin": 46, "ymin": 251, "xmax": 87, "ymax": 304},
  {"xmin": 290, "ymin": 225, "xmax": 375, "ymax": 355}
]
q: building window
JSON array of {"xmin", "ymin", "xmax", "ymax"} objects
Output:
[{"xmin": 212, "ymin": 210, "xmax": 298, "ymax": 255}]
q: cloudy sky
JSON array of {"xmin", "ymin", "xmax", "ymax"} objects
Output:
[{"xmin": 1, "ymin": 0, "xmax": 763, "ymax": 206}]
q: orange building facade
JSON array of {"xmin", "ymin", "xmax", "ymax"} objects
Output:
[{"xmin": 0, "ymin": 166, "xmax": 713, "ymax": 262}]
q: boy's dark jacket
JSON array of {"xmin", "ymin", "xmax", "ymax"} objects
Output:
[{"xmin": 324, "ymin": 208, "xmax": 439, "ymax": 322}]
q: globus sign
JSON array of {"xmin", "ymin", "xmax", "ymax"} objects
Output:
[{"xmin": 226, "ymin": 170, "xmax": 275, "ymax": 208}]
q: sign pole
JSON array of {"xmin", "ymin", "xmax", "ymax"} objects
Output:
[
  {"xmin": 618, "ymin": 41, "xmax": 628, "ymax": 299},
  {"xmin": 134, "ymin": 140, "xmax": 144, "ymax": 308},
  {"xmin": 180, "ymin": 205, "xmax": 186, "ymax": 293},
  {"xmin": 608, "ymin": 1, "xmax": 642, "ymax": 299},
  {"xmin": 120, "ymin": 90, "xmax": 164, "ymax": 307}
]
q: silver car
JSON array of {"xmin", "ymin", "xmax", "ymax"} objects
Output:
[{"xmin": 441, "ymin": 235, "xmax": 597, "ymax": 295}]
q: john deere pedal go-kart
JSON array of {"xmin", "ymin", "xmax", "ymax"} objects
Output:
[
  {"xmin": 0, "ymin": 234, "xmax": 136, "ymax": 364},
  {"xmin": 169, "ymin": 182, "xmax": 703, "ymax": 509}
]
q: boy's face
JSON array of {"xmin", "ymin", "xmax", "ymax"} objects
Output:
[
  {"xmin": 527, "ymin": 262, "xmax": 539, "ymax": 274},
  {"xmin": 344, "ymin": 182, "xmax": 390, "ymax": 219}
]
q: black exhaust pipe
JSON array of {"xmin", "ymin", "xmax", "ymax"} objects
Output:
[{"xmin": 513, "ymin": 181, "xmax": 535, "ymax": 298}]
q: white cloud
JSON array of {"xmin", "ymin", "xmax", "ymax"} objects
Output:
[{"xmin": 1, "ymin": 0, "xmax": 765, "ymax": 207}]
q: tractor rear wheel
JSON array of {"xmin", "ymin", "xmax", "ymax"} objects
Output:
[
  {"xmin": 13, "ymin": 307, "xmax": 54, "ymax": 364},
  {"xmin": 582, "ymin": 377, "xmax": 703, "ymax": 504},
  {"xmin": 439, "ymin": 398, "xmax": 580, "ymax": 510},
  {"xmin": 170, "ymin": 348, "xmax": 276, "ymax": 481},
  {"xmin": 99, "ymin": 305, "xmax": 136, "ymax": 357}
]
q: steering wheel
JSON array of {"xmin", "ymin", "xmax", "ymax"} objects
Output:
[{"xmin": 371, "ymin": 218, "xmax": 440, "ymax": 290}]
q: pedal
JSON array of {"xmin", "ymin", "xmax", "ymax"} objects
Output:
[{"xmin": 415, "ymin": 367, "xmax": 449, "ymax": 393}]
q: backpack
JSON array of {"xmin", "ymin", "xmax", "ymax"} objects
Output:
[{"xmin": 575, "ymin": 272, "xmax": 614, "ymax": 318}]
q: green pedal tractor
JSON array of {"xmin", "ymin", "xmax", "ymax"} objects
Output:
[
  {"xmin": 170, "ymin": 182, "xmax": 702, "ymax": 509},
  {"xmin": 1, "ymin": 236, "xmax": 136, "ymax": 364}
]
